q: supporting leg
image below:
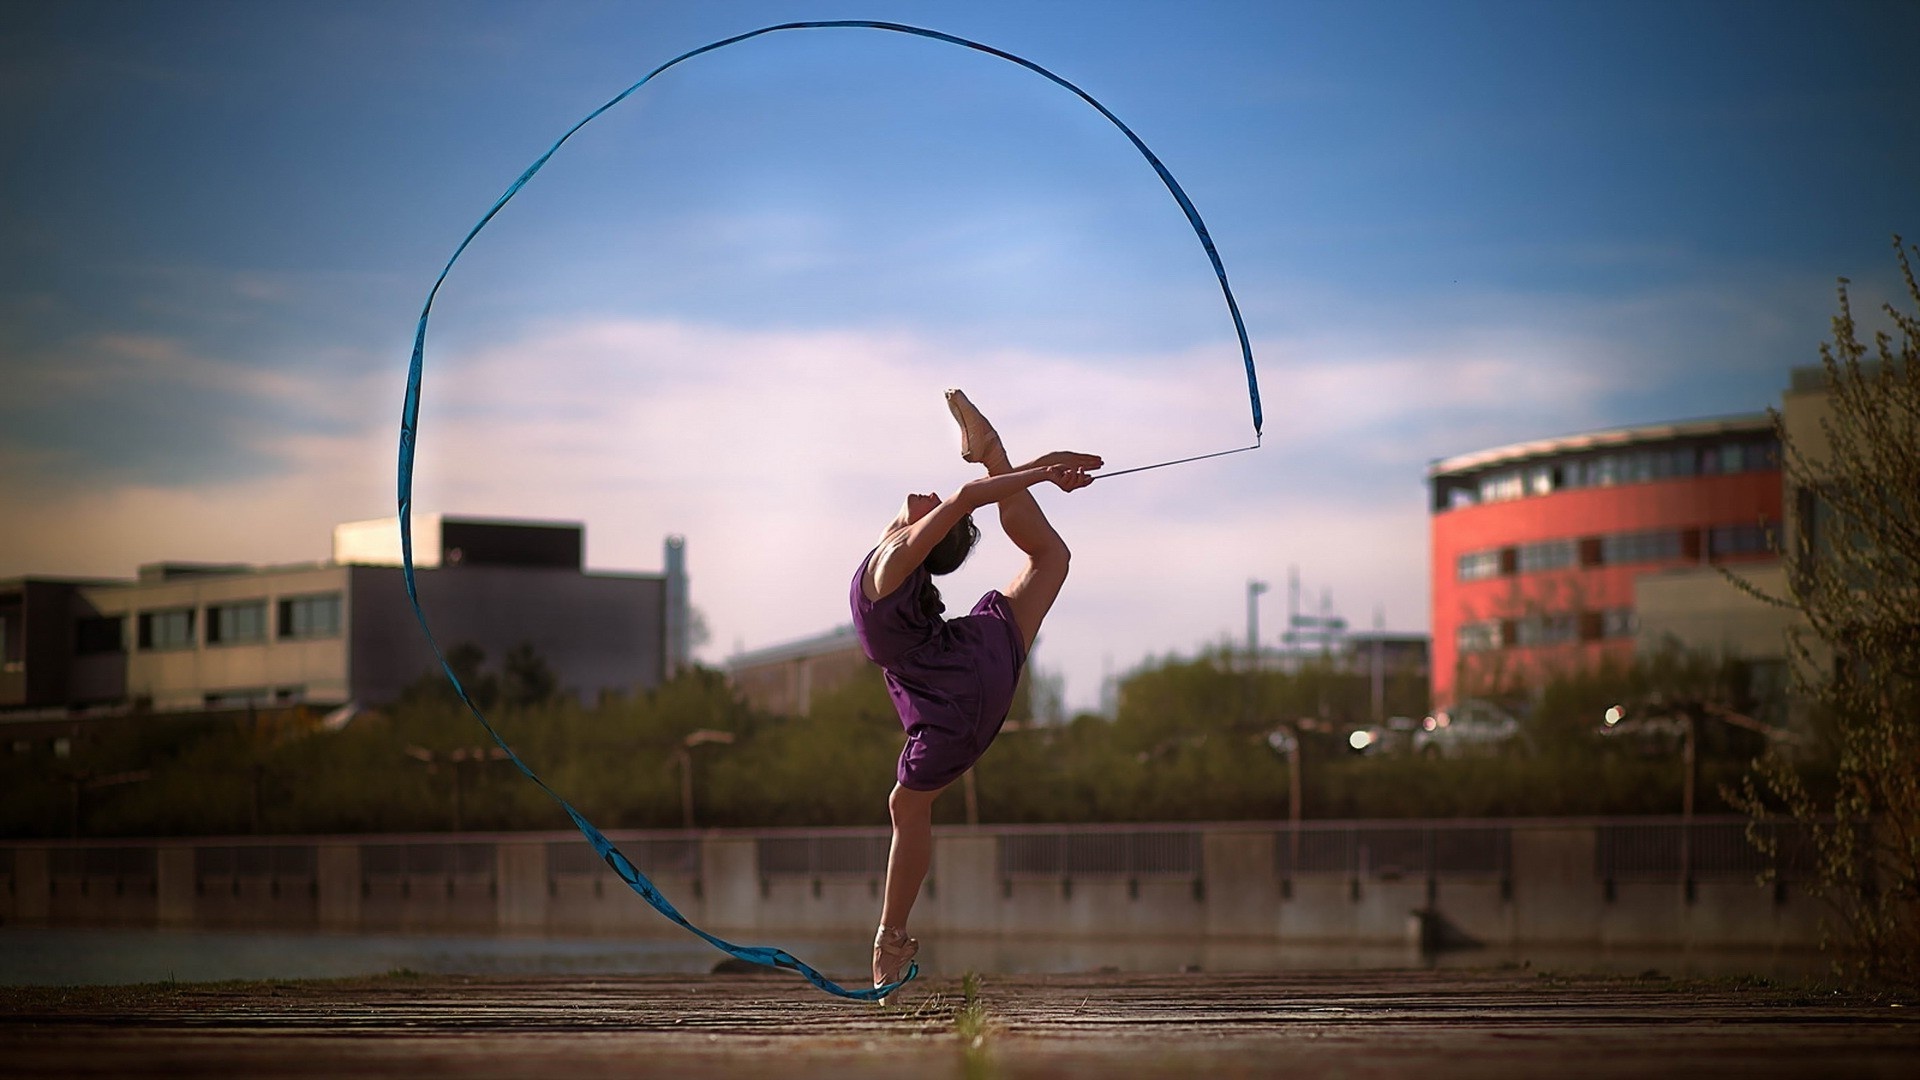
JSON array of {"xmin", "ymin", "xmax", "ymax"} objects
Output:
[
  {"xmin": 875, "ymin": 782, "xmax": 939, "ymax": 993},
  {"xmin": 880, "ymin": 782, "xmax": 940, "ymax": 929}
]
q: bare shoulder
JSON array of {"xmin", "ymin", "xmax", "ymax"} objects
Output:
[{"xmin": 863, "ymin": 529, "xmax": 914, "ymax": 603}]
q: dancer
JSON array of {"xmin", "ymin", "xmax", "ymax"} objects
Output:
[{"xmin": 853, "ymin": 389, "xmax": 1101, "ymax": 996}]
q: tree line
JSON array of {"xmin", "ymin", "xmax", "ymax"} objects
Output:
[{"xmin": 3, "ymin": 639, "xmax": 1787, "ymax": 839}]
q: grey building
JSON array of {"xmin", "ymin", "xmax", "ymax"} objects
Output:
[{"xmin": 0, "ymin": 517, "xmax": 689, "ymax": 718}]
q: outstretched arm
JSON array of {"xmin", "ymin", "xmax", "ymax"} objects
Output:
[{"xmin": 866, "ymin": 461, "xmax": 1095, "ymax": 602}]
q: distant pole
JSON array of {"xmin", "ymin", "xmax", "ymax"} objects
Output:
[
  {"xmin": 1371, "ymin": 606, "xmax": 1386, "ymax": 723},
  {"xmin": 1320, "ymin": 589, "xmax": 1334, "ymax": 658},
  {"xmin": 1287, "ymin": 566, "xmax": 1299, "ymax": 664},
  {"xmin": 1681, "ymin": 712, "xmax": 1697, "ymax": 900},
  {"xmin": 1269, "ymin": 725, "xmax": 1302, "ymax": 875},
  {"xmin": 1246, "ymin": 578, "xmax": 1269, "ymax": 669},
  {"xmin": 677, "ymin": 748, "xmax": 693, "ymax": 830},
  {"xmin": 1289, "ymin": 732, "xmax": 1302, "ymax": 865}
]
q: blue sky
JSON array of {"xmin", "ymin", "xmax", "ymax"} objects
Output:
[{"xmin": 3, "ymin": 0, "xmax": 1915, "ymax": 711}]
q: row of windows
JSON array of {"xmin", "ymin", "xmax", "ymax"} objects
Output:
[
  {"xmin": 1457, "ymin": 609, "xmax": 1638, "ymax": 653},
  {"xmin": 80, "ymin": 594, "xmax": 343, "ymax": 655},
  {"xmin": 204, "ymin": 687, "xmax": 307, "ymax": 709},
  {"xmin": 1455, "ymin": 523, "xmax": 1774, "ymax": 582},
  {"xmin": 1439, "ymin": 436, "xmax": 1781, "ymax": 511}
]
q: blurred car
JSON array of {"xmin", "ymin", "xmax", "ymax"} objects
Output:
[
  {"xmin": 1346, "ymin": 715, "xmax": 1419, "ymax": 755},
  {"xmin": 1412, "ymin": 699, "xmax": 1521, "ymax": 757}
]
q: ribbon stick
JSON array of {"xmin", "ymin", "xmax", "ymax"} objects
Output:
[{"xmin": 397, "ymin": 21, "xmax": 1262, "ymax": 1000}]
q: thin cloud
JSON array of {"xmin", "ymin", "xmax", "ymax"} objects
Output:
[{"xmin": 0, "ymin": 270, "xmax": 1843, "ymax": 711}]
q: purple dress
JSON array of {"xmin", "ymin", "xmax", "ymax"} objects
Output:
[{"xmin": 851, "ymin": 550, "xmax": 1027, "ymax": 791}]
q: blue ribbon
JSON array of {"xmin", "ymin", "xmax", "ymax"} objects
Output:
[{"xmin": 397, "ymin": 21, "xmax": 1261, "ymax": 1001}]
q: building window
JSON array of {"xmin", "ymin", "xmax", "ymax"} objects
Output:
[
  {"xmin": 1477, "ymin": 471, "xmax": 1525, "ymax": 504},
  {"xmin": 1457, "ymin": 620, "xmax": 1503, "ymax": 653},
  {"xmin": 1602, "ymin": 608, "xmax": 1638, "ymax": 639},
  {"xmin": 1709, "ymin": 523, "xmax": 1773, "ymax": 559},
  {"xmin": 1456, "ymin": 550, "xmax": 1505, "ymax": 582},
  {"xmin": 1584, "ymin": 455, "xmax": 1619, "ymax": 488},
  {"xmin": 1517, "ymin": 539, "xmax": 1576, "ymax": 574},
  {"xmin": 1698, "ymin": 437, "xmax": 1781, "ymax": 476},
  {"xmin": 207, "ymin": 601, "xmax": 268, "ymax": 646},
  {"xmin": 204, "ymin": 688, "xmax": 273, "ymax": 709},
  {"xmin": 137, "ymin": 608, "xmax": 197, "ymax": 651},
  {"xmin": 279, "ymin": 594, "xmax": 342, "ymax": 640},
  {"xmin": 1658, "ymin": 446, "xmax": 1698, "ymax": 479},
  {"xmin": 74, "ymin": 616, "xmax": 125, "ymax": 655},
  {"xmin": 1515, "ymin": 614, "xmax": 1577, "ymax": 647},
  {"xmin": 1600, "ymin": 529, "xmax": 1684, "ymax": 566}
]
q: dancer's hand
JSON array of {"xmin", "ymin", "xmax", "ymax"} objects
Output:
[
  {"xmin": 1025, "ymin": 450, "xmax": 1104, "ymax": 472},
  {"xmin": 1042, "ymin": 463, "xmax": 1095, "ymax": 492}
]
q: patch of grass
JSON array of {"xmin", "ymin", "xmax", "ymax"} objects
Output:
[{"xmin": 955, "ymin": 972, "xmax": 995, "ymax": 1079}]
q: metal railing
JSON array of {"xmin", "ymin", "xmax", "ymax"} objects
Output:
[
  {"xmin": 548, "ymin": 837, "xmax": 699, "ymax": 877},
  {"xmin": 0, "ymin": 817, "xmax": 1820, "ymax": 901},
  {"xmin": 45, "ymin": 845, "xmax": 158, "ymax": 899},
  {"xmin": 194, "ymin": 844, "xmax": 319, "ymax": 900},
  {"xmin": 757, "ymin": 833, "xmax": 890, "ymax": 877},
  {"xmin": 47, "ymin": 845, "xmax": 157, "ymax": 879},
  {"xmin": 195, "ymin": 844, "xmax": 318, "ymax": 878},
  {"xmin": 998, "ymin": 830, "xmax": 1202, "ymax": 878},
  {"xmin": 1596, "ymin": 817, "xmax": 1819, "ymax": 886},
  {"xmin": 362, "ymin": 841, "xmax": 497, "ymax": 879},
  {"xmin": 1272, "ymin": 822, "xmax": 1511, "ymax": 881}
]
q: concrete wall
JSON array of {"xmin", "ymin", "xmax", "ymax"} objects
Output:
[{"xmin": 0, "ymin": 818, "xmax": 1825, "ymax": 951}]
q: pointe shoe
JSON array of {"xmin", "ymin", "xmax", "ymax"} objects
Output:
[
  {"xmin": 872, "ymin": 925, "xmax": 919, "ymax": 1001},
  {"xmin": 944, "ymin": 389, "xmax": 1003, "ymax": 465}
]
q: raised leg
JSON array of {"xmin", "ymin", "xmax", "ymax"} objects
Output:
[{"xmin": 945, "ymin": 390, "xmax": 1089, "ymax": 650}]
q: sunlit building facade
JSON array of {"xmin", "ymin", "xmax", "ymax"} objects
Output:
[
  {"xmin": 0, "ymin": 517, "xmax": 685, "ymax": 721},
  {"xmin": 1427, "ymin": 415, "xmax": 1783, "ymax": 706}
]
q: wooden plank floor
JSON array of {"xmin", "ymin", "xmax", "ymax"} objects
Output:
[{"xmin": 3, "ymin": 969, "xmax": 1915, "ymax": 1078}]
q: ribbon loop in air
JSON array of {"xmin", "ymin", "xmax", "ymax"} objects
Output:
[{"xmin": 397, "ymin": 20, "xmax": 1261, "ymax": 1001}]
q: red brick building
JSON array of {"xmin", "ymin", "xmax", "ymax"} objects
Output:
[{"xmin": 1426, "ymin": 415, "xmax": 1782, "ymax": 706}]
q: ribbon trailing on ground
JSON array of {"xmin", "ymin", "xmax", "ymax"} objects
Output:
[{"xmin": 397, "ymin": 20, "xmax": 1262, "ymax": 1001}]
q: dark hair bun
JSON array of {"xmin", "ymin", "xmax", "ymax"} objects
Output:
[{"xmin": 915, "ymin": 513, "xmax": 979, "ymax": 620}]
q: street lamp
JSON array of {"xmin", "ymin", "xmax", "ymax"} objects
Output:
[
  {"xmin": 404, "ymin": 744, "xmax": 510, "ymax": 831},
  {"xmin": 1247, "ymin": 578, "xmax": 1269, "ymax": 669},
  {"xmin": 1599, "ymin": 700, "xmax": 1803, "ymax": 899},
  {"xmin": 675, "ymin": 729, "xmax": 736, "ymax": 829},
  {"xmin": 1267, "ymin": 724, "xmax": 1304, "ymax": 886}
]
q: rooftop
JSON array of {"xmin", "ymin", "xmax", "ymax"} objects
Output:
[
  {"xmin": 726, "ymin": 626, "xmax": 863, "ymax": 670},
  {"xmin": 1427, "ymin": 413, "xmax": 1772, "ymax": 480}
]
